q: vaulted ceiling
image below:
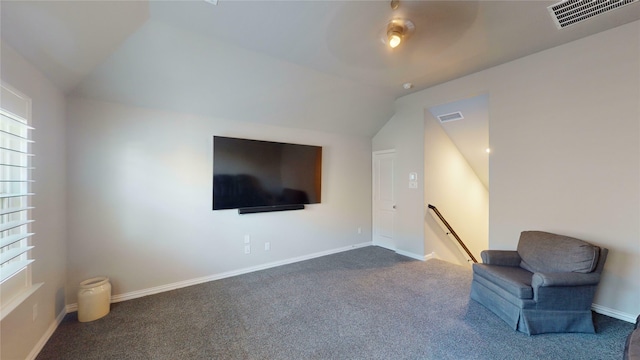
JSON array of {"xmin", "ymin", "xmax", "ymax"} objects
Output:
[{"xmin": 2, "ymin": 1, "xmax": 639, "ymax": 137}]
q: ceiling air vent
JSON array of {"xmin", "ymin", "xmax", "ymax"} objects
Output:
[
  {"xmin": 548, "ymin": 0, "xmax": 638, "ymax": 29},
  {"xmin": 437, "ymin": 112, "xmax": 464, "ymax": 123}
]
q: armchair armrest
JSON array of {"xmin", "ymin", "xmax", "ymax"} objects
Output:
[
  {"xmin": 481, "ymin": 250, "xmax": 521, "ymax": 266},
  {"xmin": 532, "ymin": 272, "xmax": 601, "ymax": 288},
  {"xmin": 531, "ymin": 272, "xmax": 602, "ymax": 309}
]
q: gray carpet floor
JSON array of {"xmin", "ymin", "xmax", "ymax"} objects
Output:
[{"xmin": 37, "ymin": 246, "xmax": 633, "ymax": 359}]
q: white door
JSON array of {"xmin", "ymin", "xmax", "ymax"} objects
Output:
[{"xmin": 373, "ymin": 150, "xmax": 396, "ymax": 250}]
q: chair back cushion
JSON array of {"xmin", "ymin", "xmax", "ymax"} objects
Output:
[{"xmin": 517, "ymin": 231, "xmax": 600, "ymax": 273}]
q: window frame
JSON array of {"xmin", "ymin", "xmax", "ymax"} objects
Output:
[{"xmin": 0, "ymin": 82, "xmax": 41, "ymax": 320}]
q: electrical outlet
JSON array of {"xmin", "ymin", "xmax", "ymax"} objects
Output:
[
  {"xmin": 264, "ymin": 242, "xmax": 270, "ymax": 251},
  {"xmin": 244, "ymin": 244, "xmax": 251, "ymax": 254},
  {"xmin": 33, "ymin": 303, "xmax": 38, "ymax": 321}
]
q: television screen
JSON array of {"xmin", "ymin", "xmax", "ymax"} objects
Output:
[{"xmin": 212, "ymin": 136, "xmax": 322, "ymax": 211}]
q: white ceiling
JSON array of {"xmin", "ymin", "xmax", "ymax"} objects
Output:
[
  {"xmin": 0, "ymin": 0, "xmax": 149, "ymax": 92},
  {"xmin": 2, "ymin": 0, "xmax": 639, "ymax": 138}
]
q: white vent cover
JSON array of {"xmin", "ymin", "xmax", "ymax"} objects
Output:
[
  {"xmin": 548, "ymin": 0, "xmax": 638, "ymax": 29},
  {"xmin": 437, "ymin": 112, "xmax": 464, "ymax": 123}
]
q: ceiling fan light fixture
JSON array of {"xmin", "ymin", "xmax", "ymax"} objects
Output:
[
  {"xmin": 384, "ymin": 19, "xmax": 414, "ymax": 49},
  {"xmin": 388, "ymin": 34, "xmax": 402, "ymax": 48},
  {"xmin": 387, "ymin": 26, "xmax": 403, "ymax": 48}
]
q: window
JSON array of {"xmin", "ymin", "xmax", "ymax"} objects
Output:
[{"xmin": 0, "ymin": 82, "xmax": 40, "ymax": 320}]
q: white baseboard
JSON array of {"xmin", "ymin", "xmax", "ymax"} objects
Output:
[
  {"xmin": 424, "ymin": 252, "xmax": 438, "ymax": 261},
  {"xmin": 66, "ymin": 303, "xmax": 77, "ymax": 313},
  {"xmin": 395, "ymin": 249, "xmax": 432, "ymax": 261},
  {"xmin": 27, "ymin": 306, "xmax": 66, "ymax": 360},
  {"xmin": 66, "ymin": 242, "xmax": 372, "ymax": 311},
  {"xmin": 592, "ymin": 303, "xmax": 637, "ymax": 323}
]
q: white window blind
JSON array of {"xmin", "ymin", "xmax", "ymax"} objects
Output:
[{"xmin": 0, "ymin": 82, "xmax": 37, "ymax": 319}]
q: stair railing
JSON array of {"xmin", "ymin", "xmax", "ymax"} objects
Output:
[{"xmin": 427, "ymin": 204, "xmax": 478, "ymax": 263}]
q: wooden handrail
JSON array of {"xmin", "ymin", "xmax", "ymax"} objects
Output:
[{"xmin": 427, "ymin": 204, "xmax": 478, "ymax": 263}]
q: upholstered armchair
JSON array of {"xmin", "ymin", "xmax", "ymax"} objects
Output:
[{"xmin": 470, "ymin": 231, "xmax": 608, "ymax": 335}]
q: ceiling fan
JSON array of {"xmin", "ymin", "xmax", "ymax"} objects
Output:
[{"xmin": 384, "ymin": 0, "xmax": 415, "ymax": 49}]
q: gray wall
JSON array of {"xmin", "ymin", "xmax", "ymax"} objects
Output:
[
  {"xmin": 0, "ymin": 42, "xmax": 68, "ymax": 360},
  {"xmin": 375, "ymin": 21, "xmax": 640, "ymax": 320},
  {"xmin": 65, "ymin": 97, "xmax": 373, "ymax": 304},
  {"xmin": 487, "ymin": 21, "xmax": 639, "ymax": 319}
]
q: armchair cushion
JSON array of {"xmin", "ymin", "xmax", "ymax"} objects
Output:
[
  {"xmin": 473, "ymin": 264, "xmax": 533, "ymax": 299},
  {"xmin": 517, "ymin": 231, "xmax": 600, "ymax": 273}
]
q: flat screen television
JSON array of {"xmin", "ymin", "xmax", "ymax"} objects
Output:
[{"xmin": 212, "ymin": 136, "xmax": 322, "ymax": 213}]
